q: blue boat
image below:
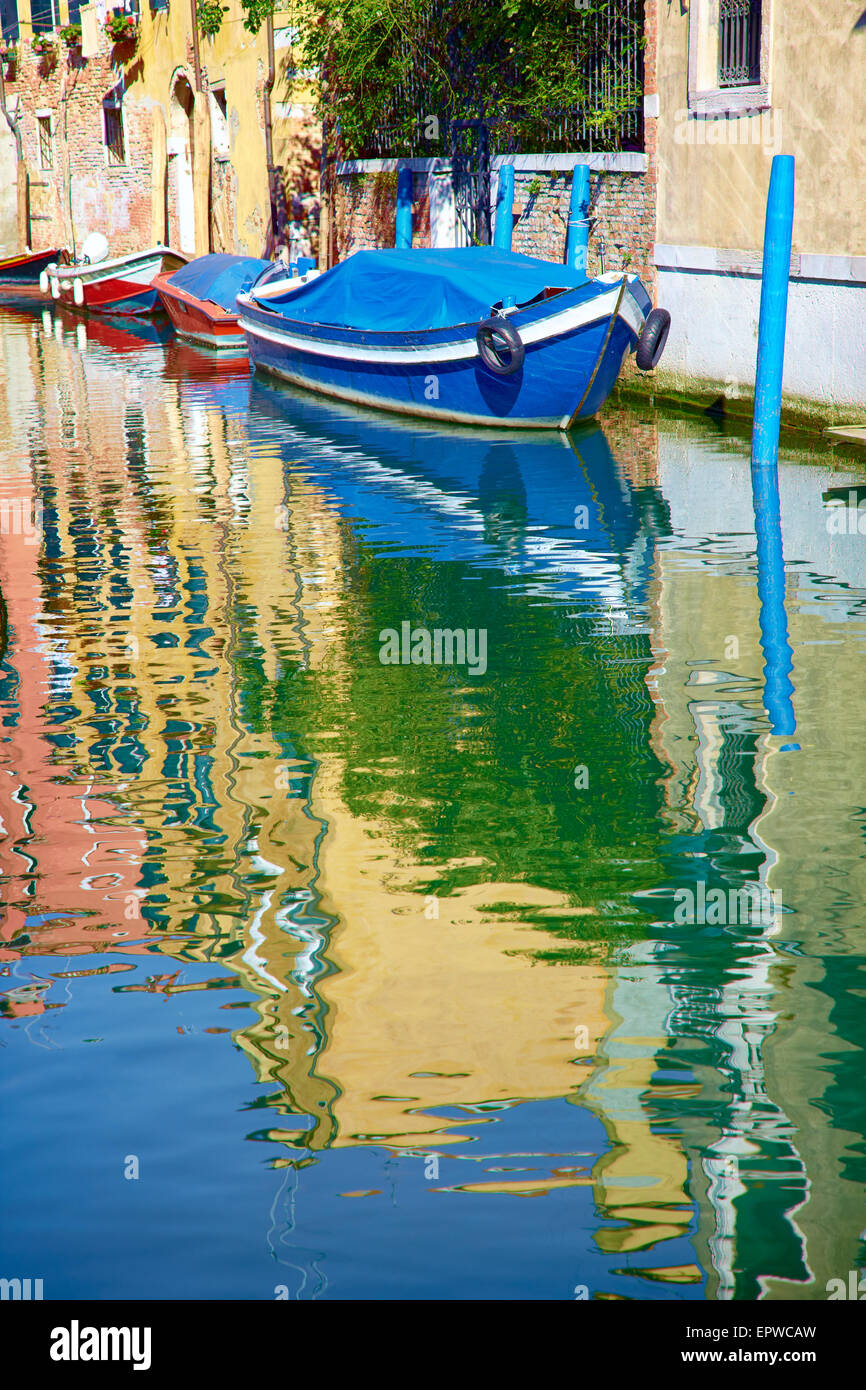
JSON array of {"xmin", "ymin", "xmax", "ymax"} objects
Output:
[
  {"xmin": 0, "ymin": 248, "xmax": 60, "ymax": 287},
  {"xmin": 236, "ymin": 246, "xmax": 670, "ymax": 430}
]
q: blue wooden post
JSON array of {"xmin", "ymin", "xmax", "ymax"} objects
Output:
[
  {"xmin": 395, "ymin": 166, "xmax": 413, "ymax": 249},
  {"xmin": 752, "ymin": 155, "xmax": 795, "ymax": 470},
  {"xmin": 566, "ymin": 165, "xmax": 591, "ymax": 274},
  {"xmin": 494, "ymin": 163, "xmax": 515, "ymax": 251},
  {"xmin": 751, "ymin": 155, "xmax": 798, "ymax": 742}
]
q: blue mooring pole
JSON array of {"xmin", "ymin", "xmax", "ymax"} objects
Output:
[
  {"xmin": 751, "ymin": 154, "xmax": 797, "ymax": 742},
  {"xmin": 395, "ymin": 166, "xmax": 413, "ymax": 249},
  {"xmin": 494, "ymin": 163, "xmax": 515, "ymax": 251},
  {"xmin": 566, "ymin": 165, "xmax": 591, "ymax": 274}
]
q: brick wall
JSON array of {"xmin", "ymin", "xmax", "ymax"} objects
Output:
[
  {"xmin": 3, "ymin": 39, "xmax": 153, "ymax": 256},
  {"xmin": 335, "ymin": 158, "xmax": 657, "ymax": 299}
]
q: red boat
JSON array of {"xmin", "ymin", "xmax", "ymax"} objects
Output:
[
  {"xmin": 41, "ymin": 245, "xmax": 187, "ymax": 316},
  {"xmin": 153, "ymin": 254, "xmax": 276, "ymax": 351},
  {"xmin": 0, "ymin": 248, "xmax": 61, "ymax": 287}
]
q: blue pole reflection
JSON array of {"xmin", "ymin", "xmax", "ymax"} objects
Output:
[
  {"xmin": 752, "ymin": 460, "xmax": 797, "ymax": 739},
  {"xmin": 751, "ymin": 155, "xmax": 797, "ymax": 743}
]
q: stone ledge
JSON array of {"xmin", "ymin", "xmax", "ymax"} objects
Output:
[
  {"xmin": 337, "ymin": 153, "xmax": 648, "ymax": 176},
  {"xmin": 655, "ymin": 243, "xmax": 866, "ymax": 285}
]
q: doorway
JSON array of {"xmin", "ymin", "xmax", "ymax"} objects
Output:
[{"xmin": 168, "ymin": 74, "xmax": 195, "ymax": 255}]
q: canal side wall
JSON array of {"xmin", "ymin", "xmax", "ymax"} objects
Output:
[{"xmin": 648, "ymin": 254, "xmax": 866, "ymax": 427}]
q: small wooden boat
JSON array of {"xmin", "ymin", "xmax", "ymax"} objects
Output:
[
  {"xmin": 236, "ymin": 246, "xmax": 670, "ymax": 430},
  {"xmin": 153, "ymin": 253, "xmax": 273, "ymax": 351},
  {"xmin": 0, "ymin": 248, "xmax": 61, "ymax": 286},
  {"xmin": 41, "ymin": 245, "xmax": 187, "ymax": 317}
]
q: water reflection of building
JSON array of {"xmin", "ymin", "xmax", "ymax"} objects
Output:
[
  {"xmin": 644, "ymin": 417, "xmax": 866, "ymax": 1298},
  {"xmin": 0, "ymin": 313, "xmax": 704, "ymax": 1279},
  {"xmin": 0, "ymin": 308, "xmax": 150, "ymax": 965},
  {"xmin": 31, "ymin": 310, "xmax": 866, "ymax": 1298}
]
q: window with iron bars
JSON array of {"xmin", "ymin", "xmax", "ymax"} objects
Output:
[
  {"xmin": 103, "ymin": 104, "xmax": 125, "ymax": 165},
  {"xmin": 719, "ymin": 0, "xmax": 762, "ymax": 87},
  {"xmin": 38, "ymin": 114, "xmax": 53, "ymax": 170}
]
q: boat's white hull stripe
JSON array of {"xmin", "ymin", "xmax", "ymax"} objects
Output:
[
  {"xmin": 48, "ymin": 247, "xmax": 170, "ymax": 288},
  {"xmin": 238, "ymin": 280, "xmax": 645, "ymax": 366}
]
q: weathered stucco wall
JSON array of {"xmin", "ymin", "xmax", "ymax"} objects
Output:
[
  {"xmin": 648, "ymin": 1, "xmax": 866, "ymax": 420},
  {"xmin": 0, "ymin": 118, "xmax": 19, "ymax": 255},
  {"xmin": 657, "ymin": 1, "xmax": 866, "ymax": 257}
]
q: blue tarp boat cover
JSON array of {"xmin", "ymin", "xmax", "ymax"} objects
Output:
[
  {"xmin": 167, "ymin": 254, "xmax": 271, "ymax": 314},
  {"xmin": 252, "ymin": 247, "xmax": 595, "ymax": 332}
]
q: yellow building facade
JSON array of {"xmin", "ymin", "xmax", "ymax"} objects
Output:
[{"xmin": 0, "ymin": 0, "xmax": 319, "ymax": 259}]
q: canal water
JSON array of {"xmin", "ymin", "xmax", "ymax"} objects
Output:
[{"xmin": 1, "ymin": 302, "xmax": 864, "ymax": 1301}]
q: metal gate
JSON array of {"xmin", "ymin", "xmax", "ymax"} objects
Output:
[{"xmin": 449, "ymin": 120, "xmax": 491, "ymax": 247}]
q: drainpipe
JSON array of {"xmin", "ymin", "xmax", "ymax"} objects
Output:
[
  {"xmin": 263, "ymin": 13, "xmax": 281, "ymax": 252},
  {"xmin": 0, "ymin": 61, "xmax": 18, "ymax": 148},
  {"xmin": 263, "ymin": 15, "xmax": 275, "ymax": 174},
  {"xmin": 318, "ymin": 104, "xmax": 330, "ymax": 270},
  {"xmin": 0, "ymin": 60, "xmax": 28, "ymax": 252},
  {"xmin": 189, "ymin": 0, "xmax": 202, "ymax": 92}
]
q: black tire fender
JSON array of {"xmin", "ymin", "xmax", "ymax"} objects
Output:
[
  {"xmin": 636, "ymin": 307, "xmax": 671, "ymax": 371},
  {"xmin": 476, "ymin": 316, "xmax": 525, "ymax": 376}
]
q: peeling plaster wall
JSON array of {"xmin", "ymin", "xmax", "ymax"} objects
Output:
[{"xmin": 0, "ymin": 118, "xmax": 18, "ymax": 255}]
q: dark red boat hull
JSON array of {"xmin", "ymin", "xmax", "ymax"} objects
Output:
[{"xmin": 0, "ymin": 249, "xmax": 60, "ymax": 285}]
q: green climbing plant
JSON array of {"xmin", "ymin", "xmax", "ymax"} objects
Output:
[
  {"xmin": 290, "ymin": 0, "xmax": 644, "ymax": 157},
  {"xmin": 197, "ymin": 1, "xmax": 230, "ymax": 36},
  {"xmin": 194, "ymin": 1, "xmax": 643, "ymax": 156},
  {"xmin": 239, "ymin": 0, "xmax": 276, "ymax": 33}
]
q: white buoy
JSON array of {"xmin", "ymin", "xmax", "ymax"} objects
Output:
[
  {"xmin": 39, "ymin": 270, "xmax": 49, "ymax": 293},
  {"xmin": 73, "ymin": 277, "xmax": 84, "ymax": 307},
  {"xmin": 50, "ymin": 276, "xmax": 60, "ymax": 300}
]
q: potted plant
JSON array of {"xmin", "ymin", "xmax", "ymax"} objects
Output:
[
  {"xmin": 60, "ymin": 24, "xmax": 82, "ymax": 48},
  {"xmin": 104, "ymin": 12, "xmax": 139, "ymax": 44},
  {"xmin": 0, "ymin": 39, "xmax": 18, "ymax": 73},
  {"xmin": 31, "ymin": 33, "xmax": 59, "ymax": 69}
]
